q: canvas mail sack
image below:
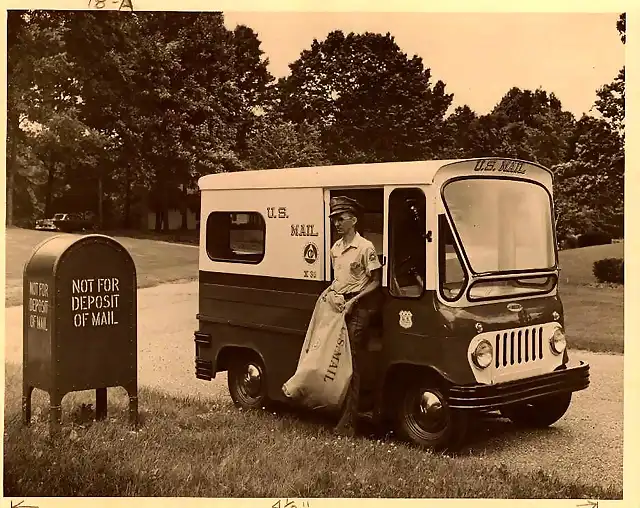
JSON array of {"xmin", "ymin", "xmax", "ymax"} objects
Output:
[{"xmin": 282, "ymin": 292, "xmax": 352, "ymax": 410}]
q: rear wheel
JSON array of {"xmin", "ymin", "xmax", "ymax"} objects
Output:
[
  {"xmin": 396, "ymin": 384, "xmax": 468, "ymax": 452},
  {"xmin": 227, "ymin": 354, "xmax": 269, "ymax": 410},
  {"xmin": 500, "ymin": 392, "xmax": 572, "ymax": 428}
]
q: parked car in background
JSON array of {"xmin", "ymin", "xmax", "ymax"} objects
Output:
[{"xmin": 35, "ymin": 213, "xmax": 95, "ymax": 233}]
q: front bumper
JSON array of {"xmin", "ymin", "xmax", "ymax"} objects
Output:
[
  {"xmin": 35, "ymin": 223, "xmax": 58, "ymax": 231},
  {"xmin": 448, "ymin": 361, "xmax": 589, "ymax": 410}
]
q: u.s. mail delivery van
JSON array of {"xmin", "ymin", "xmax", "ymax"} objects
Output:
[{"xmin": 192, "ymin": 158, "xmax": 590, "ymax": 451}]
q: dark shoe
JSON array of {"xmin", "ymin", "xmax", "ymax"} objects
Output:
[
  {"xmin": 333, "ymin": 424, "xmax": 355, "ymax": 438},
  {"xmin": 333, "ymin": 411, "xmax": 356, "ymax": 437}
]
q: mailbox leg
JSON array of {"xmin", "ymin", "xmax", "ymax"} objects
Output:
[
  {"xmin": 49, "ymin": 392, "xmax": 62, "ymax": 436},
  {"xmin": 22, "ymin": 384, "xmax": 34, "ymax": 426},
  {"xmin": 95, "ymin": 388, "xmax": 107, "ymax": 421},
  {"xmin": 126, "ymin": 383, "xmax": 138, "ymax": 427}
]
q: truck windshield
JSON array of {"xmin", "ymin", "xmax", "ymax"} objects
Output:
[{"xmin": 442, "ymin": 178, "xmax": 556, "ymax": 274}]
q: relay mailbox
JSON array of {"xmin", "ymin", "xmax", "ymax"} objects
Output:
[{"xmin": 23, "ymin": 234, "xmax": 138, "ymax": 432}]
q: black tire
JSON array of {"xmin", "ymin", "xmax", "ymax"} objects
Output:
[
  {"xmin": 227, "ymin": 353, "xmax": 269, "ymax": 410},
  {"xmin": 396, "ymin": 384, "xmax": 468, "ymax": 452},
  {"xmin": 500, "ymin": 392, "xmax": 572, "ymax": 428}
]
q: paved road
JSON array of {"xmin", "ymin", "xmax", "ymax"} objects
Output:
[{"xmin": 4, "ymin": 280, "xmax": 624, "ymax": 492}]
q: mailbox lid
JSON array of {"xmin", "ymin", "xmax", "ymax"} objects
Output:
[{"xmin": 24, "ymin": 234, "xmax": 84, "ymax": 280}]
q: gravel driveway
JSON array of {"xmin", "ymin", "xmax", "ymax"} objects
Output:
[{"xmin": 4, "ymin": 280, "xmax": 624, "ymax": 492}]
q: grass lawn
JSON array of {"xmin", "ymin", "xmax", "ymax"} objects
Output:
[
  {"xmin": 557, "ymin": 241, "xmax": 624, "ymax": 286},
  {"xmin": 2, "ymin": 364, "xmax": 619, "ymax": 499},
  {"xmin": 3, "ymin": 233, "xmax": 623, "ymax": 497},
  {"xmin": 4, "ymin": 227, "xmax": 199, "ymax": 307},
  {"xmin": 556, "ymin": 243, "xmax": 624, "ymax": 353},
  {"xmin": 558, "ymin": 284, "xmax": 623, "ymax": 353}
]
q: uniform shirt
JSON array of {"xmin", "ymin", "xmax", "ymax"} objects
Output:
[{"xmin": 330, "ymin": 232, "xmax": 382, "ymax": 295}]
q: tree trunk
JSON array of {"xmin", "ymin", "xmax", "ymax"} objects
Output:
[
  {"xmin": 235, "ymin": 118, "xmax": 250, "ymax": 156},
  {"xmin": 152, "ymin": 182, "xmax": 162, "ymax": 232},
  {"xmin": 98, "ymin": 173, "xmax": 104, "ymax": 229},
  {"xmin": 161, "ymin": 182, "xmax": 170, "ymax": 232},
  {"xmin": 123, "ymin": 165, "xmax": 131, "ymax": 229},
  {"xmin": 6, "ymin": 116, "xmax": 19, "ymax": 226},
  {"xmin": 162, "ymin": 206, "xmax": 170, "ymax": 233},
  {"xmin": 154, "ymin": 205, "xmax": 162, "ymax": 231},
  {"xmin": 6, "ymin": 157, "xmax": 15, "ymax": 227},
  {"xmin": 180, "ymin": 182, "xmax": 188, "ymax": 230},
  {"xmin": 45, "ymin": 163, "xmax": 56, "ymax": 218}
]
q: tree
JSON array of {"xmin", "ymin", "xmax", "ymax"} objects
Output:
[
  {"xmin": 6, "ymin": 11, "xmax": 125, "ymax": 228},
  {"xmin": 26, "ymin": 110, "xmax": 99, "ymax": 217},
  {"xmin": 595, "ymin": 67, "xmax": 624, "ymax": 134},
  {"xmin": 7, "ymin": 10, "xmax": 77, "ymax": 225},
  {"xmin": 553, "ymin": 115, "xmax": 624, "ymax": 238},
  {"xmin": 441, "ymin": 105, "xmax": 478, "ymax": 158},
  {"xmin": 594, "ymin": 15, "xmax": 625, "ymax": 135},
  {"xmin": 463, "ymin": 111, "xmax": 538, "ymax": 161},
  {"xmin": 552, "ymin": 11, "xmax": 626, "ymax": 240},
  {"xmin": 617, "ymin": 12, "xmax": 625, "ymax": 43},
  {"xmin": 489, "ymin": 88, "xmax": 575, "ymax": 169},
  {"xmin": 10, "ymin": 138, "xmax": 49, "ymax": 225},
  {"xmin": 275, "ymin": 30, "xmax": 453, "ymax": 164},
  {"xmin": 245, "ymin": 118, "xmax": 326, "ymax": 170},
  {"xmin": 231, "ymin": 24, "xmax": 275, "ymax": 155},
  {"xmin": 9, "ymin": 11, "xmax": 277, "ymax": 229},
  {"xmin": 62, "ymin": 12, "xmax": 158, "ymax": 228},
  {"xmin": 132, "ymin": 13, "xmax": 247, "ymax": 230},
  {"xmin": 441, "ymin": 88, "xmax": 575, "ymax": 169},
  {"xmin": 62, "ymin": 12, "xmax": 273, "ymax": 230}
]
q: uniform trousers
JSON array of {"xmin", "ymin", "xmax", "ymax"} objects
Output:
[{"xmin": 335, "ymin": 289, "xmax": 382, "ymax": 432}]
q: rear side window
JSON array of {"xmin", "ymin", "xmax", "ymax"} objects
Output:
[{"xmin": 206, "ymin": 212, "xmax": 266, "ymax": 264}]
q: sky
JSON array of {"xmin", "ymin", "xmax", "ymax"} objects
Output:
[{"xmin": 223, "ymin": 12, "xmax": 625, "ymax": 118}]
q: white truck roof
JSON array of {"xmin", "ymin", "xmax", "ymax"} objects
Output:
[{"xmin": 198, "ymin": 159, "xmax": 469, "ymax": 191}]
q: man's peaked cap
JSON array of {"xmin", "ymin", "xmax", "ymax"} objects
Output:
[{"xmin": 329, "ymin": 196, "xmax": 363, "ymax": 217}]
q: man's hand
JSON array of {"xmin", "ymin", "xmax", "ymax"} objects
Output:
[
  {"xmin": 332, "ymin": 299, "xmax": 345, "ymax": 313},
  {"xmin": 326, "ymin": 291, "xmax": 346, "ymax": 313}
]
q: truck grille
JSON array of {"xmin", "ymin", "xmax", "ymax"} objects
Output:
[{"xmin": 494, "ymin": 326, "xmax": 544, "ymax": 369}]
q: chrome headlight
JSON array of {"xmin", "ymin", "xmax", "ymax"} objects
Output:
[
  {"xmin": 550, "ymin": 327, "xmax": 567, "ymax": 355},
  {"xmin": 472, "ymin": 339, "xmax": 493, "ymax": 369}
]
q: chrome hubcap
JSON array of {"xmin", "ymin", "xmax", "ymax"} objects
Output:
[
  {"xmin": 415, "ymin": 390, "xmax": 447, "ymax": 433},
  {"xmin": 241, "ymin": 364, "xmax": 262, "ymax": 398}
]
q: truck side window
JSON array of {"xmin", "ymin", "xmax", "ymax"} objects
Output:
[
  {"xmin": 438, "ymin": 214, "xmax": 467, "ymax": 300},
  {"xmin": 389, "ymin": 188, "xmax": 426, "ymax": 298},
  {"xmin": 206, "ymin": 212, "xmax": 266, "ymax": 264}
]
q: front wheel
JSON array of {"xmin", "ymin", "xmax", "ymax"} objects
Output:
[
  {"xmin": 500, "ymin": 392, "xmax": 572, "ymax": 428},
  {"xmin": 396, "ymin": 385, "xmax": 468, "ymax": 452},
  {"xmin": 227, "ymin": 354, "xmax": 269, "ymax": 410}
]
